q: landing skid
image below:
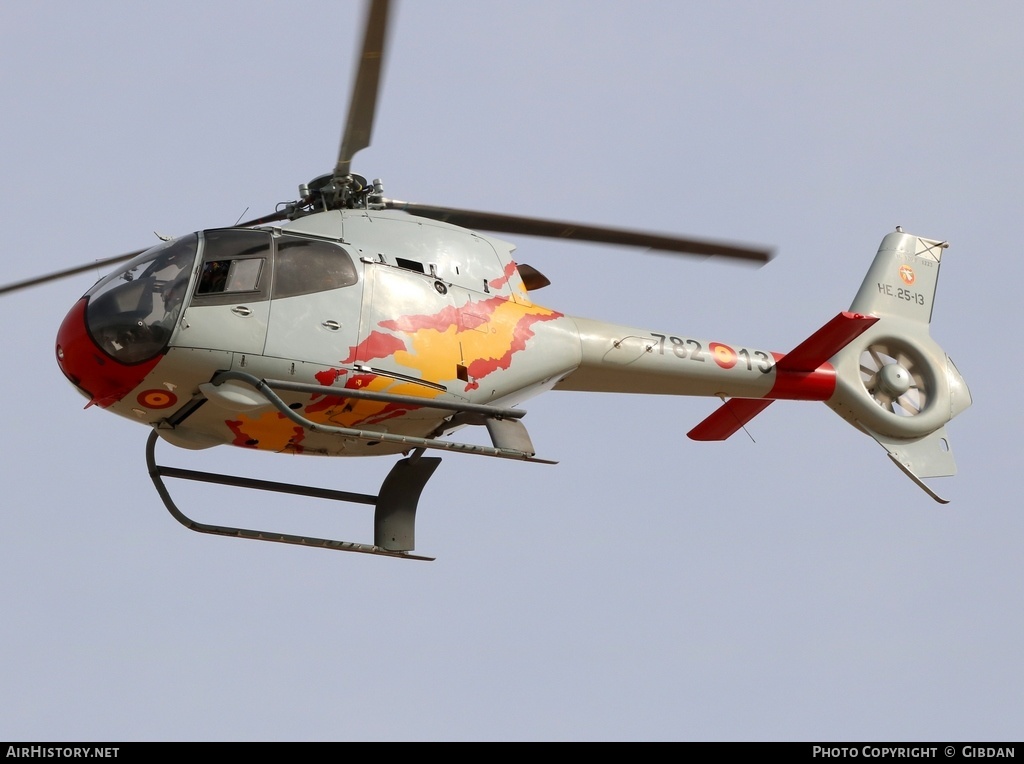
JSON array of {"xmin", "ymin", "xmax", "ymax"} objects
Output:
[{"xmin": 146, "ymin": 430, "xmax": 440, "ymax": 560}]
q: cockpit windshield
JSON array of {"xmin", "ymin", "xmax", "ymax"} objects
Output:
[{"xmin": 84, "ymin": 234, "xmax": 198, "ymax": 364}]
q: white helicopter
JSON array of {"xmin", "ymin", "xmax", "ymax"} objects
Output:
[{"xmin": 0, "ymin": 0, "xmax": 971, "ymax": 560}]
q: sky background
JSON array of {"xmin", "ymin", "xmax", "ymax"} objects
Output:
[{"xmin": 1, "ymin": 0, "xmax": 1021, "ymax": 742}]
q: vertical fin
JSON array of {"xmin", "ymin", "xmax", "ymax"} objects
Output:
[
  {"xmin": 826, "ymin": 230, "xmax": 970, "ymax": 502},
  {"xmin": 849, "ymin": 230, "xmax": 948, "ymax": 325}
]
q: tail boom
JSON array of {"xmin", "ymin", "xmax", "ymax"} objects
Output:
[
  {"xmin": 553, "ymin": 229, "xmax": 970, "ymax": 501},
  {"xmin": 687, "ymin": 311, "xmax": 879, "ymax": 440}
]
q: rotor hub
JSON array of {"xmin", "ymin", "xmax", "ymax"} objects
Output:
[{"xmin": 877, "ymin": 363, "xmax": 912, "ymax": 398}]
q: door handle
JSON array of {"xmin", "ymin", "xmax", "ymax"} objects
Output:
[{"xmin": 231, "ymin": 306, "xmax": 253, "ymax": 317}]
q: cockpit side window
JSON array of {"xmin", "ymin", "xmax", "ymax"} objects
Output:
[
  {"xmin": 273, "ymin": 235, "xmax": 358, "ymax": 299},
  {"xmin": 191, "ymin": 229, "xmax": 272, "ymax": 306},
  {"xmin": 197, "ymin": 259, "xmax": 263, "ymax": 294}
]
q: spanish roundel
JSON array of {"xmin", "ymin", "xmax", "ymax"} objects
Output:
[
  {"xmin": 709, "ymin": 342, "xmax": 738, "ymax": 369},
  {"xmin": 137, "ymin": 389, "xmax": 178, "ymax": 410}
]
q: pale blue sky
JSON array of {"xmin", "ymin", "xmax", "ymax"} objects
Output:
[{"xmin": 1, "ymin": 0, "xmax": 1020, "ymax": 741}]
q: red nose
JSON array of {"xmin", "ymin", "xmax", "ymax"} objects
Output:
[{"xmin": 55, "ymin": 298, "xmax": 161, "ymax": 408}]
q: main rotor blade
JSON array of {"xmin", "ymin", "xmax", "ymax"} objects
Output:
[
  {"xmin": 235, "ymin": 209, "xmax": 291, "ymax": 228},
  {"xmin": 0, "ymin": 250, "xmax": 146, "ymax": 296},
  {"xmin": 2, "ymin": 206, "xmax": 290, "ymax": 297},
  {"xmin": 384, "ymin": 200, "xmax": 774, "ymax": 263},
  {"xmin": 335, "ymin": 0, "xmax": 392, "ymax": 180}
]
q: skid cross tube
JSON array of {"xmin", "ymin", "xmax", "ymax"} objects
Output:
[{"xmin": 145, "ymin": 430, "xmax": 438, "ymax": 559}]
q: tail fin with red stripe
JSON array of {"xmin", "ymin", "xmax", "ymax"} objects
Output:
[{"xmin": 688, "ymin": 229, "xmax": 971, "ymax": 502}]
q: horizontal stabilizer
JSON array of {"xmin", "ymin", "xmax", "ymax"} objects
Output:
[
  {"xmin": 688, "ymin": 312, "xmax": 878, "ymax": 441},
  {"xmin": 687, "ymin": 398, "xmax": 773, "ymax": 441},
  {"xmin": 778, "ymin": 311, "xmax": 878, "ymax": 372}
]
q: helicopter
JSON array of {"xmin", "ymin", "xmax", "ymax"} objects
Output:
[{"xmin": 0, "ymin": 0, "xmax": 971, "ymax": 561}]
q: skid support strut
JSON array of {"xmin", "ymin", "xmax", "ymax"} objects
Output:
[{"xmin": 146, "ymin": 430, "xmax": 441, "ymax": 560}]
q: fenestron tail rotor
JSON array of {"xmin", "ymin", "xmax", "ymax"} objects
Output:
[{"xmin": 859, "ymin": 341, "xmax": 929, "ymax": 417}]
